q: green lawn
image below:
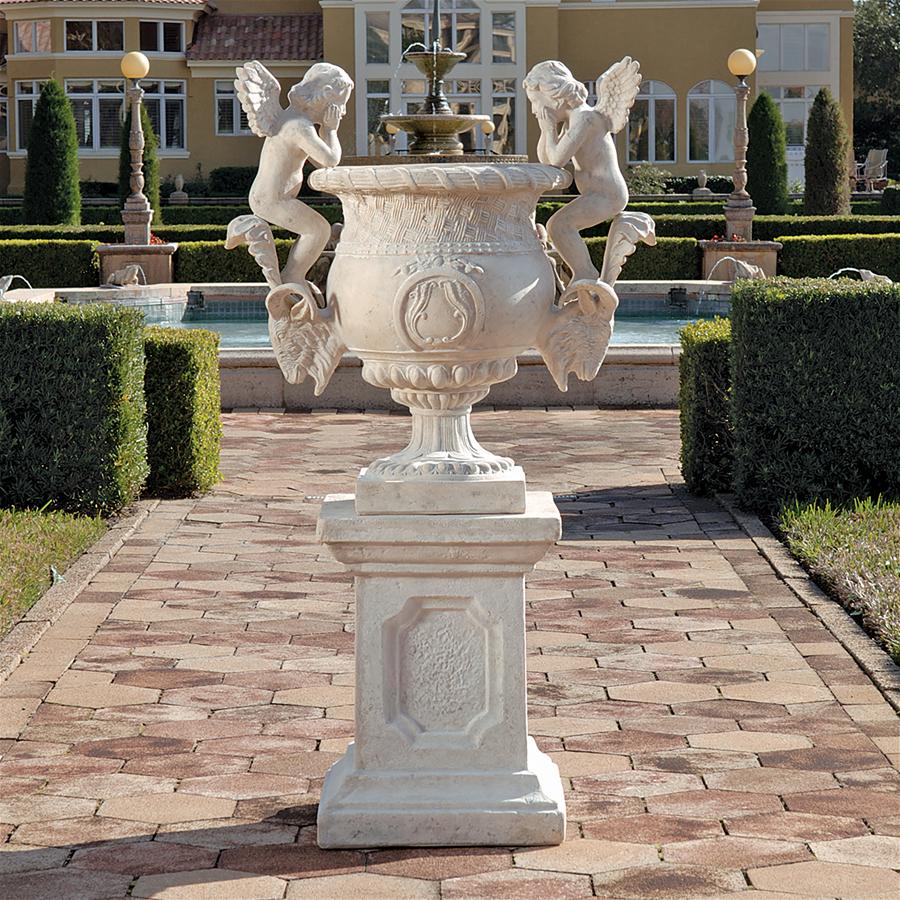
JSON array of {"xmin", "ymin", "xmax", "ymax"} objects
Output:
[
  {"xmin": 0, "ymin": 508, "xmax": 105, "ymax": 638},
  {"xmin": 778, "ymin": 497, "xmax": 900, "ymax": 662}
]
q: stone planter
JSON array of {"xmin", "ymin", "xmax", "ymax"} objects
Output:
[{"xmin": 699, "ymin": 240, "xmax": 781, "ymax": 279}]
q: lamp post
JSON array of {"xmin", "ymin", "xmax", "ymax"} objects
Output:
[
  {"xmin": 724, "ymin": 48, "xmax": 757, "ymax": 242},
  {"xmin": 121, "ymin": 51, "xmax": 152, "ymax": 245}
]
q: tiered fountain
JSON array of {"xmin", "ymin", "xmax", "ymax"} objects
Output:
[{"xmin": 228, "ymin": 2, "xmax": 654, "ymax": 849}]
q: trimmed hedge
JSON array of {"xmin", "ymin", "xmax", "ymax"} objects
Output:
[
  {"xmin": 883, "ymin": 186, "xmax": 900, "ymax": 215},
  {"xmin": 174, "ymin": 240, "xmax": 292, "ymax": 282},
  {"xmin": 0, "ymin": 303, "xmax": 148, "ymax": 514},
  {"xmin": 144, "ymin": 327, "xmax": 221, "ymax": 495},
  {"xmin": 731, "ymin": 278, "xmax": 900, "ymax": 511},
  {"xmin": 777, "ymin": 233, "xmax": 900, "ymax": 281},
  {"xmin": 585, "ymin": 237, "xmax": 700, "ymax": 279},
  {"xmin": 0, "ymin": 240, "xmax": 99, "ymax": 288},
  {"xmin": 678, "ymin": 317, "xmax": 733, "ymax": 495}
]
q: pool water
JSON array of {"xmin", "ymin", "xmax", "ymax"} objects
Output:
[{"xmin": 174, "ymin": 313, "xmax": 717, "ymax": 348}]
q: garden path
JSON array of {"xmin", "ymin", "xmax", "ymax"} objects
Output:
[{"xmin": 0, "ymin": 409, "xmax": 898, "ymax": 899}]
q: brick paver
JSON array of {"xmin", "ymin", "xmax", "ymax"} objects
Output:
[{"xmin": 0, "ymin": 409, "xmax": 898, "ymax": 898}]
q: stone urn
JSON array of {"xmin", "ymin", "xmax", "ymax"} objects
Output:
[{"xmin": 308, "ymin": 162, "xmax": 571, "ymax": 514}]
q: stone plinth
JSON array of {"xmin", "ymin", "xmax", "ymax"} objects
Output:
[
  {"xmin": 699, "ymin": 240, "xmax": 782, "ymax": 279},
  {"xmin": 316, "ymin": 491, "xmax": 566, "ymax": 848},
  {"xmin": 96, "ymin": 243, "xmax": 177, "ymax": 285}
]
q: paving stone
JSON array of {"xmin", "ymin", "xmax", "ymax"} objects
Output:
[
  {"xmin": 44, "ymin": 683, "xmax": 160, "ymax": 708},
  {"xmin": 720, "ymin": 681, "xmax": 834, "ymax": 704},
  {"xmin": 0, "ymin": 869, "xmax": 132, "ymax": 900},
  {"xmin": 0, "ymin": 844, "xmax": 69, "ymax": 875},
  {"xmin": 565, "ymin": 730, "xmax": 685, "ymax": 754},
  {"xmin": 177, "ymin": 773, "xmax": 310, "ymax": 800},
  {"xmin": 367, "ymin": 847, "xmax": 512, "ymax": 880},
  {"xmin": 748, "ymin": 860, "xmax": 900, "ymax": 897},
  {"xmin": 441, "ymin": 868, "xmax": 594, "ymax": 898},
  {"xmin": 581, "ymin": 814, "xmax": 723, "ymax": 844},
  {"xmin": 592, "ymin": 863, "xmax": 747, "ymax": 898},
  {"xmin": 572, "ymin": 771, "xmax": 704, "ymax": 797},
  {"xmin": 528, "ymin": 716, "xmax": 617, "ymax": 737},
  {"xmin": 40, "ymin": 773, "xmax": 178, "ymax": 799},
  {"xmin": 662, "ymin": 835, "xmax": 811, "ymax": 867},
  {"xmin": 155, "ymin": 818, "xmax": 298, "ymax": 849},
  {"xmin": 548, "ymin": 750, "xmax": 631, "ymax": 776},
  {"xmin": 687, "ymin": 731, "xmax": 812, "ymax": 752},
  {"xmin": 648, "ymin": 789, "xmax": 783, "ymax": 818},
  {"xmin": 724, "ymin": 811, "xmax": 870, "ymax": 841},
  {"xmin": 132, "ymin": 868, "xmax": 287, "ymax": 899},
  {"xmin": 273, "ymin": 685, "xmax": 355, "ymax": 707},
  {"xmin": 784, "ymin": 788, "xmax": 900, "ymax": 818},
  {"xmin": 69, "ymin": 840, "xmax": 218, "ymax": 875},
  {"xmin": 632, "ymin": 747, "xmax": 758, "ymax": 774},
  {"xmin": 607, "ymin": 681, "xmax": 720, "ymax": 705},
  {"xmin": 514, "ymin": 838, "xmax": 658, "ymax": 875},
  {"xmin": 809, "ymin": 834, "xmax": 900, "ymax": 868},
  {"xmin": 706, "ymin": 767, "xmax": 839, "ymax": 794},
  {"xmin": 98, "ymin": 792, "xmax": 236, "ymax": 824},
  {"xmin": 123, "ymin": 752, "xmax": 251, "ymax": 778},
  {"xmin": 288, "ymin": 872, "xmax": 439, "ymax": 898},
  {"xmin": 10, "ymin": 816, "xmax": 151, "ymax": 847},
  {"xmin": 0, "ymin": 795, "xmax": 97, "ymax": 823},
  {"xmin": 219, "ymin": 843, "xmax": 364, "ymax": 878}
]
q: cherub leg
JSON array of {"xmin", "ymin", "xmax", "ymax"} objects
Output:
[
  {"xmin": 255, "ymin": 198, "xmax": 332, "ymax": 285},
  {"xmin": 547, "ymin": 194, "xmax": 621, "ymax": 283}
]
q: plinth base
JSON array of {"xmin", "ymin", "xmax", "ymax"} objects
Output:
[
  {"xmin": 356, "ymin": 465, "xmax": 526, "ymax": 515},
  {"xmin": 316, "ymin": 491, "xmax": 566, "ymax": 849},
  {"xmin": 317, "ymin": 737, "xmax": 565, "ymax": 848}
]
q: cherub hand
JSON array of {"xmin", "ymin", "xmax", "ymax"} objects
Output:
[
  {"xmin": 540, "ymin": 107, "xmax": 558, "ymax": 133},
  {"xmin": 322, "ymin": 103, "xmax": 343, "ymax": 131}
]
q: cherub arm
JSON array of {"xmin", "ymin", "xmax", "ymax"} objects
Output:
[{"xmin": 537, "ymin": 111, "xmax": 592, "ymax": 168}]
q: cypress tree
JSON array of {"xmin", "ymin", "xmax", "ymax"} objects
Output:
[
  {"xmin": 804, "ymin": 87, "xmax": 851, "ymax": 215},
  {"xmin": 746, "ymin": 92, "xmax": 789, "ymax": 215},
  {"xmin": 119, "ymin": 104, "xmax": 161, "ymax": 226},
  {"xmin": 22, "ymin": 80, "xmax": 81, "ymax": 226}
]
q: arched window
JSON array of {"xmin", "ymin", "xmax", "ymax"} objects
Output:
[
  {"xmin": 688, "ymin": 80, "xmax": 735, "ymax": 163},
  {"xmin": 627, "ymin": 81, "xmax": 675, "ymax": 164}
]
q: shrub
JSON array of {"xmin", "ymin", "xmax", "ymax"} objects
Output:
[
  {"xmin": 175, "ymin": 240, "xmax": 292, "ymax": 282},
  {"xmin": 678, "ymin": 317, "xmax": 733, "ymax": 495},
  {"xmin": 731, "ymin": 278, "xmax": 900, "ymax": 512},
  {"xmin": 777, "ymin": 233, "xmax": 900, "ymax": 281},
  {"xmin": 0, "ymin": 303, "xmax": 148, "ymax": 514},
  {"xmin": 585, "ymin": 237, "xmax": 700, "ymax": 279},
  {"xmin": 0, "ymin": 240, "xmax": 99, "ymax": 287},
  {"xmin": 144, "ymin": 327, "xmax": 221, "ymax": 496},
  {"xmin": 23, "ymin": 80, "xmax": 81, "ymax": 226},
  {"xmin": 883, "ymin": 186, "xmax": 900, "ymax": 214},
  {"xmin": 804, "ymin": 88, "xmax": 851, "ymax": 215},
  {"xmin": 664, "ymin": 175, "xmax": 733, "ymax": 194},
  {"xmin": 81, "ymin": 207, "xmax": 120, "ymax": 225},
  {"xmin": 80, "ymin": 180, "xmax": 118, "ymax": 198},
  {"xmin": 119, "ymin": 105, "xmax": 161, "ymax": 227},
  {"xmin": 209, "ymin": 167, "xmax": 257, "ymax": 196},
  {"xmin": 625, "ymin": 165, "xmax": 672, "ymax": 195},
  {"xmin": 747, "ymin": 92, "xmax": 789, "ymax": 215}
]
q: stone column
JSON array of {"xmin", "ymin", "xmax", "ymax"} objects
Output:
[
  {"xmin": 122, "ymin": 79, "xmax": 152, "ymax": 246},
  {"xmin": 724, "ymin": 77, "xmax": 755, "ymax": 242},
  {"xmin": 316, "ymin": 492, "xmax": 565, "ymax": 848}
]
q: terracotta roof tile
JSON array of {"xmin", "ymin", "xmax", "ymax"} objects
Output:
[
  {"xmin": 0, "ymin": 1, "xmax": 208, "ymax": 6},
  {"xmin": 187, "ymin": 13, "xmax": 323, "ymax": 62}
]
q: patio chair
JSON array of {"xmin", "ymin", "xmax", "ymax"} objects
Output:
[{"xmin": 853, "ymin": 148, "xmax": 888, "ymax": 192}]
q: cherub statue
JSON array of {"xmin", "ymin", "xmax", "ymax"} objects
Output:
[
  {"xmin": 225, "ymin": 61, "xmax": 353, "ymax": 394},
  {"xmin": 524, "ymin": 58, "xmax": 657, "ymax": 390}
]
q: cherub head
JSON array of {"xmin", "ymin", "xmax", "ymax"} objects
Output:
[
  {"xmin": 523, "ymin": 61, "xmax": 588, "ymax": 122},
  {"xmin": 289, "ymin": 63, "xmax": 354, "ymax": 119}
]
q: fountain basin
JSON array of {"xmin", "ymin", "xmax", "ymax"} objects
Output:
[{"xmin": 381, "ymin": 112, "xmax": 493, "ymax": 155}]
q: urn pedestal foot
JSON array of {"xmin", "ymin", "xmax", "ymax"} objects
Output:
[{"xmin": 315, "ymin": 491, "xmax": 566, "ymax": 849}]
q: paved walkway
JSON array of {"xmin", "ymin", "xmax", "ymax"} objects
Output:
[{"xmin": 1, "ymin": 410, "xmax": 898, "ymax": 900}]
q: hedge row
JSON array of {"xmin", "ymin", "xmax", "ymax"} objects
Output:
[
  {"xmin": 0, "ymin": 240, "xmax": 99, "ymax": 288},
  {"xmin": 679, "ymin": 279, "xmax": 900, "ymax": 512},
  {"xmin": 144, "ymin": 327, "xmax": 221, "ymax": 496},
  {"xmin": 777, "ymin": 233, "xmax": 900, "ymax": 281},
  {"xmin": 7, "ymin": 214, "xmax": 899, "ymax": 248},
  {"xmin": 0, "ymin": 303, "xmax": 147, "ymax": 514},
  {"xmin": 678, "ymin": 317, "xmax": 733, "ymax": 495},
  {"xmin": 0, "ymin": 303, "xmax": 220, "ymax": 514}
]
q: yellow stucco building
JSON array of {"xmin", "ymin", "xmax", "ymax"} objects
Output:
[{"xmin": 0, "ymin": 0, "xmax": 854, "ymax": 193}]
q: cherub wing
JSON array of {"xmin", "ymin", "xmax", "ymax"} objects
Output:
[
  {"xmin": 235, "ymin": 61, "xmax": 284, "ymax": 138},
  {"xmin": 266, "ymin": 284, "xmax": 346, "ymax": 396},
  {"xmin": 594, "ymin": 57, "xmax": 642, "ymax": 134}
]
